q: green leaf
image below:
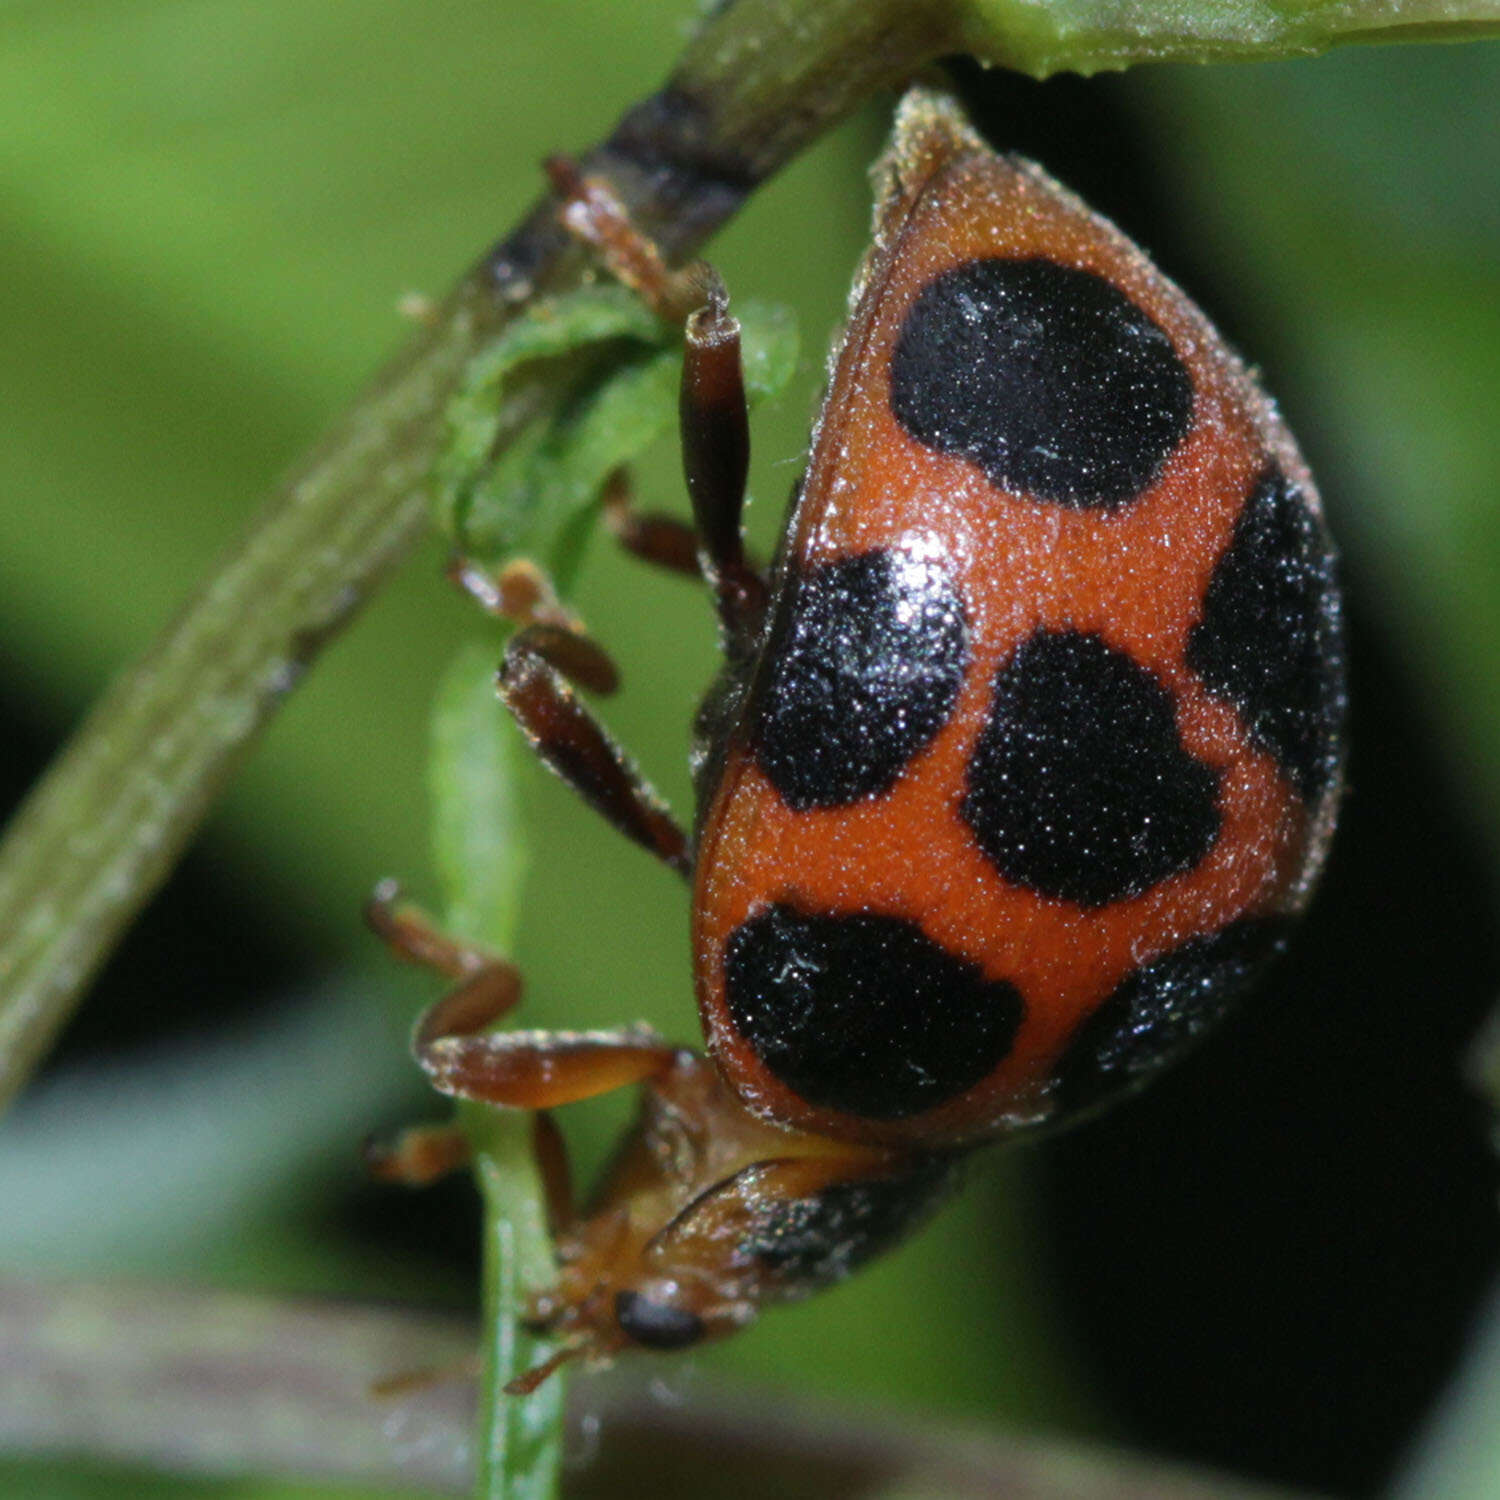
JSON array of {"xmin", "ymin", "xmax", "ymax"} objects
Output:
[
  {"xmin": 473, "ymin": 342, "xmax": 683, "ymax": 591},
  {"xmin": 946, "ymin": 0, "xmax": 1500, "ymax": 77},
  {"xmin": 436, "ymin": 286, "xmax": 798, "ymax": 594},
  {"xmin": 435, "ymin": 286, "xmax": 664, "ymax": 545},
  {"xmin": 738, "ymin": 298, "xmax": 801, "ymax": 403}
]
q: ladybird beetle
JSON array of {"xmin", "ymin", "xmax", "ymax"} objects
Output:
[{"xmin": 370, "ymin": 88, "xmax": 1345, "ymax": 1392}]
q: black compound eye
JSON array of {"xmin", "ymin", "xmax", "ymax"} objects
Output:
[{"xmin": 614, "ymin": 1290, "xmax": 706, "ymax": 1350}]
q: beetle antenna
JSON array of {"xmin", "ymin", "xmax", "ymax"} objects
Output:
[{"xmin": 503, "ymin": 1340, "xmax": 592, "ymax": 1396}]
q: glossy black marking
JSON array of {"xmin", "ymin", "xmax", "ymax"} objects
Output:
[
  {"xmin": 963, "ymin": 630, "xmax": 1220, "ymax": 907},
  {"xmin": 1054, "ymin": 918, "xmax": 1290, "ymax": 1113},
  {"xmin": 614, "ymin": 1290, "xmax": 705, "ymax": 1350},
  {"xmin": 740, "ymin": 1159, "xmax": 959, "ymax": 1292},
  {"xmin": 889, "ymin": 258, "xmax": 1194, "ymax": 507},
  {"xmin": 1187, "ymin": 467, "xmax": 1346, "ymax": 803},
  {"xmin": 748, "ymin": 549, "xmax": 967, "ymax": 809},
  {"xmin": 724, "ymin": 905, "xmax": 1023, "ymax": 1120}
]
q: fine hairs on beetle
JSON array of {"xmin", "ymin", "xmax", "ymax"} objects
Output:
[{"xmin": 368, "ymin": 87, "xmax": 1346, "ymax": 1392}]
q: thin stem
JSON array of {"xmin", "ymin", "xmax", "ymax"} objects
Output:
[
  {"xmin": 426, "ymin": 641, "xmax": 570, "ymax": 1496},
  {"xmin": 471, "ymin": 1135, "xmax": 568, "ymax": 1500}
]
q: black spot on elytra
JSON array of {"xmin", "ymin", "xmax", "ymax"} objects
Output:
[
  {"xmin": 889, "ymin": 258, "xmax": 1194, "ymax": 507},
  {"xmin": 724, "ymin": 905, "xmax": 1023, "ymax": 1120},
  {"xmin": 1187, "ymin": 467, "xmax": 1346, "ymax": 804},
  {"xmin": 749, "ymin": 549, "xmax": 967, "ymax": 809},
  {"xmin": 739, "ymin": 1158, "xmax": 959, "ymax": 1291},
  {"xmin": 962, "ymin": 630, "xmax": 1220, "ymax": 907},
  {"xmin": 1054, "ymin": 918, "xmax": 1290, "ymax": 1114}
]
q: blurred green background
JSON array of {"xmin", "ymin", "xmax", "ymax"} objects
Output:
[{"xmin": 2, "ymin": 5, "xmax": 1500, "ymax": 1497}]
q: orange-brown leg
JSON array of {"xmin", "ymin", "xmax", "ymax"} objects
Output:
[
  {"xmin": 601, "ymin": 468, "xmax": 702, "ymax": 580},
  {"xmin": 602, "ymin": 466, "xmax": 766, "ymax": 601},
  {"xmin": 365, "ymin": 1114, "xmax": 573, "ymax": 1229},
  {"xmin": 547, "ymin": 157, "xmax": 767, "ymax": 647},
  {"xmin": 498, "ymin": 625, "xmax": 690, "ymax": 876},
  {"xmin": 447, "ymin": 554, "xmax": 582, "ymax": 634},
  {"xmin": 389, "ymin": 940, "xmax": 681, "ymax": 1112},
  {"xmin": 364, "ymin": 1123, "xmax": 473, "ymax": 1186},
  {"xmin": 366, "ymin": 882, "xmax": 526, "ymax": 1050},
  {"xmin": 363, "ymin": 886, "xmax": 525, "ymax": 1188},
  {"xmin": 531, "ymin": 1111, "xmax": 576, "ymax": 1239},
  {"xmin": 440, "ymin": 548, "xmax": 689, "ymax": 869},
  {"xmin": 418, "ymin": 1024, "xmax": 683, "ymax": 1112},
  {"xmin": 545, "ymin": 154, "xmax": 712, "ymax": 325},
  {"xmin": 366, "ymin": 899, "xmax": 641, "ymax": 1223},
  {"xmin": 446, "ymin": 557, "xmax": 620, "ymax": 695}
]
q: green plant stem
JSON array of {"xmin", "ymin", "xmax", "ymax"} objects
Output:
[
  {"xmin": 470, "ymin": 1122, "xmax": 568, "ymax": 1500},
  {"xmin": 427, "ymin": 643, "xmax": 565, "ymax": 1495}
]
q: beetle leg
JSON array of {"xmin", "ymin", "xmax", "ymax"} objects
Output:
[
  {"xmin": 604, "ymin": 457, "xmax": 768, "ymax": 649},
  {"xmin": 546, "ymin": 158, "xmax": 768, "ymax": 648},
  {"xmin": 603, "ymin": 466, "xmax": 765, "ymax": 593},
  {"xmin": 502, "ymin": 620, "xmax": 621, "ymax": 696},
  {"xmin": 365, "ymin": 880, "xmax": 519, "ymax": 987},
  {"xmin": 446, "ymin": 554, "xmax": 581, "ymax": 633},
  {"xmin": 680, "ymin": 282, "xmax": 767, "ymax": 644},
  {"xmin": 371, "ymin": 925, "xmax": 673, "ymax": 1163},
  {"xmin": 500, "ymin": 625, "xmax": 690, "ymax": 875},
  {"xmin": 601, "ymin": 467, "xmax": 703, "ymax": 580},
  {"xmin": 531, "ymin": 1111, "xmax": 576, "ymax": 1239},
  {"xmin": 366, "ymin": 1113, "xmax": 574, "ymax": 1230},
  {"xmin": 545, "ymin": 154, "xmax": 710, "ymax": 325},
  {"xmin": 419, "ymin": 1024, "xmax": 682, "ymax": 1112},
  {"xmin": 445, "ymin": 556, "xmax": 621, "ymax": 698},
  {"xmin": 410, "ymin": 970, "xmax": 681, "ymax": 1112},
  {"xmin": 363, "ymin": 1122, "xmax": 472, "ymax": 1186}
]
